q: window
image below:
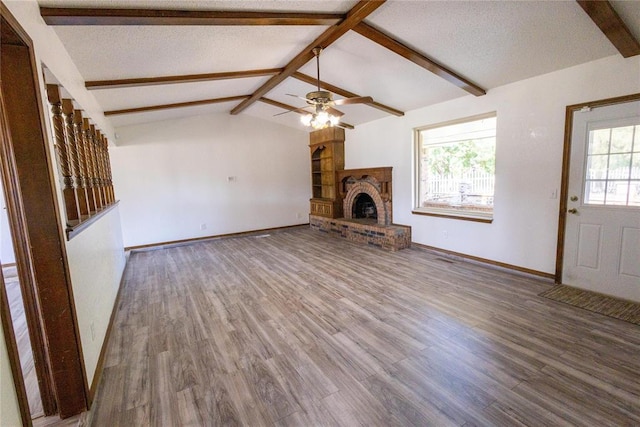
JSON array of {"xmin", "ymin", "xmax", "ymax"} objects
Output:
[
  {"xmin": 414, "ymin": 113, "xmax": 496, "ymax": 221},
  {"xmin": 584, "ymin": 121, "xmax": 639, "ymax": 207}
]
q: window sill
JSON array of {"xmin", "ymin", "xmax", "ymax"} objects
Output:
[
  {"xmin": 66, "ymin": 201, "xmax": 119, "ymax": 240},
  {"xmin": 412, "ymin": 208, "xmax": 493, "ymax": 223}
]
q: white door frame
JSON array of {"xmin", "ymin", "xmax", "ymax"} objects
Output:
[{"xmin": 555, "ymin": 92, "xmax": 640, "ymax": 283}]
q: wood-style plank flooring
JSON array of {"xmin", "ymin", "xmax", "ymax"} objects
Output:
[
  {"xmin": 4, "ymin": 265, "xmax": 44, "ymax": 419},
  {"xmin": 90, "ymin": 227, "xmax": 640, "ymax": 426}
]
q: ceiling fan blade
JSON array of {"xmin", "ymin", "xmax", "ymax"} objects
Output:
[
  {"xmin": 326, "ymin": 107, "xmax": 344, "ymax": 117},
  {"xmin": 273, "ymin": 105, "xmax": 312, "ymax": 117},
  {"xmin": 286, "ymin": 93, "xmax": 308, "ymax": 101},
  {"xmin": 286, "ymin": 93, "xmax": 321, "ymax": 105},
  {"xmin": 333, "ymin": 96, "xmax": 373, "ymax": 106},
  {"xmin": 273, "ymin": 110, "xmax": 294, "ymax": 117},
  {"xmin": 336, "ymin": 121, "xmax": 355, "ymax": 130}
]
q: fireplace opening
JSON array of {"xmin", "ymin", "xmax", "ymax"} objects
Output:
[{"xmin": 353, "ymin": 193, "xmax": 377, "ymax": 221}]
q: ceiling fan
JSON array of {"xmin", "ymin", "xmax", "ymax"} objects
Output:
[{"xmin": 277, "ymin": 47, "xmax": 373, "ymax": 130}]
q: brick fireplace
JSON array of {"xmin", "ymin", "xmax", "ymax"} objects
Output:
[
  {"xmin": 339, "ymin": 167, "xmax": 393, "ymax": 225},
  {"xmin": 309, "ymin": 159, "xmax": 410, "ymax": 250}
]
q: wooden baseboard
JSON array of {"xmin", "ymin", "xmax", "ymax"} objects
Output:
[
  {"xmin": 412, "ymin": 242, "xmax": 555, "ymax": 280},
  {"xmin": 124, "ymin": 223, "xmax": 310, "ymax": 252}
]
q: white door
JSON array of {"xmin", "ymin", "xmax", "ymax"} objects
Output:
[{"xmin": 563, "ymin": 99, "xmax": 640, "ymax": 302}]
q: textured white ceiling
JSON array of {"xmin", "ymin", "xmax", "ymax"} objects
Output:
[
  {"xmin": 93, "ymin": 76, "xmax": 270, "ymax": 111},
  {"xmin": 49, "ymin": 25, "xmax": 330, "ymax": 80},
  {"xmin": 364, "ymin": 0, "xmax": 617, "ymax": 89},
  {"xmin": 37, "ymin": 0, "xmax": 640, "ymax": 132}
]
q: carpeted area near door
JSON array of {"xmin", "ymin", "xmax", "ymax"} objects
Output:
[{"xmin": 539, "ymin": 285, "xmax": 640, "ymax": 326}]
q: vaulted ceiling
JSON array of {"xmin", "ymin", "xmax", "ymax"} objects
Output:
[{"xmin": 37, "ymin": 0, "xmax": 640, "ymax": 131}]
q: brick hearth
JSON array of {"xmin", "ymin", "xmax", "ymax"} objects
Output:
[{"xmin": 310, "ymin": 215, "xmax": 411, "ymax": 251}]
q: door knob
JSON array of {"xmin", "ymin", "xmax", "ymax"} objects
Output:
[
  {"xmin": 570, "ymin": 196, "xmax": 578, "ymax": 202},
  {"xmin": 568, "ymin": 208, "xmax": 578, "ymax": 214}
]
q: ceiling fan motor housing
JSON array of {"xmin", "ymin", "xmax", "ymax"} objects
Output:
[{"xmin": 306, "ymin": 90, "xmax": 333, "ymax": 104}]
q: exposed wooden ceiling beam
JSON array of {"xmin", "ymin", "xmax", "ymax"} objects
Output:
[
  {"xmin": 86, "ymin": 68, "xmax": 283, "ymax": 90},
  {"xmin": 259, "ymin": 98, "xmax": 354, "ymax": 129},
  {"xmin": 230, "ymin": 1, "xmax": 386, "ymax": 115},
  {"xmin": 576, "ymin": 0, "xmax": 640, "ymax": 58},
  {"xmin": 292, "ymin": 72, "xmax": 404, "ymax": 117},
  {"xmin": 104, "ymin": 95, "xmax": 249, "ymax": 116},
  {"xmin": 353, "ymin": 22, "xmax": 486, "ymax": 97},
  {"xmin": 40, "ymin": 7, "xmax": 343, "ymax": 26}
]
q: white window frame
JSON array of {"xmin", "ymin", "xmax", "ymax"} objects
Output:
[
  {"xmin": 413, "ymin": 112, "xmax": 497, "ymax": 223},
  {"xmin": 583, "ymin": 118, "xmax": 640, "ymax": 207}
]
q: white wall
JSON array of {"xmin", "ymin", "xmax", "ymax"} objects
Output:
[
  {"xmin": 0, "ymin": 182, "xmax": 16, "ymax": 265},
  {"xmin": 2, "ymin": 0, "xmax": 126, "ymax": 398},
  {"xmin": 65, "ymin": 208, "xmax": 125, "ymax": 385},
  {"xmin": 111, "ymin": 113, "xmax": 310, "ymax": 248},
  {"xmin": 346, "ymin": 54, "xmax": 640, "ymax": 276},
  {"xmin": 0, "ymin": 320, "xmax": 22, "ymax": 427}
]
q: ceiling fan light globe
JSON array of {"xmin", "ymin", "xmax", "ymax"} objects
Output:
[
  {"xmin": 300, "ymin": 114, "xmax": 312, "ymax": 126},
  {"xmin": 329, "ymin": 115, "xmax": 340, "ymax": 126},
  {"xmin": 316, "ymin": 111, "xmax": 330, "ymax": 123},
  {"xmin": 311, "ymin": 115, "xmax": 327, "ymax": 130}
]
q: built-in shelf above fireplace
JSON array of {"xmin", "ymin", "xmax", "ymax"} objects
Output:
[{"xmin": 309, "ymin": 128, "xmax": 344, "ymax": 219}]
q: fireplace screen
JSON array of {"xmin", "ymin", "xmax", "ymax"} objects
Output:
[{"xmin": 353, "ymin": 193, "xmax": 378, "ymax": 220}]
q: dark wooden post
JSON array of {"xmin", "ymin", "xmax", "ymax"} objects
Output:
[
  {"xmin": 103, "ymin": 135, "xmax": 115, "ymax": 203},
  {"xmin": 45, "ymin": 85, "xmax": 80, "ymax": 225},
  {"xmin": 94, "ymin": 129, "xmax": 107, "ymax": 207},
  {"xmin": 88, "ymin": 124, "xmax": 103, "ymax": 210},
  {"xmin": 61, "ymin": 99, "xmax": 90, "ymax": 218},
  {"xmin": 76, "ymin": 116, "xmax": 97, "ymax": 213}
]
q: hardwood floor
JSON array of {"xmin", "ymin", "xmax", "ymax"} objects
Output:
[
  {"xmin": 4, "ymin": 265, "xmax": 44, "ymax": 419},
  {"xmin": 89, "ymin": 227, "xmax": 640, "ymax": 426}
]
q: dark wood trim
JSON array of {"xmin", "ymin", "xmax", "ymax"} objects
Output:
[
  {"xmin": 258, "ymin": 98, "xmax": 355, "ymax": 129},
  {"xmin": 1, "ymin": 263, "xmax": 17, "ymax": 268},
  {"xmin": 85, "ymin": 68, "xmax": 283, "ymax": 90},
  {"xmin": 576, "ymin": 1, "xmax": 640, "ymax": 58},
  {"xmin": 230, "ymin": 0, "xmax": 386, "ymax": 115},
  {"xmin": 555, "ymin": 104, "xmax": 575, "ymax": 284},
  {"xmin": 292, "ymin": 72, "xmax": 404, "ymax": 117},
  {"xmin": 104, "ymin": 95, "xmax": 250, "ymax": 116},
  {"xmin": 0, "ymin": 267, "xmax": 32, "ymax": 427},
  {"xmin": 555, "ymin": 92, "xmax": 640, "ymax": 284},
  {"xmin": 67, "ymin": 201, "xmax": 119, "ymax": 240},
  {"xmin": 412, "ymin": 242, "xmax": 555, "ymax": 280},
  {"xmin": 1, "ymin": 4, "xmax": 89, "ymax": 417},
  {"xmin": 353, "ymin": 22, "xmax": 486, "ymax": 97},
  {"xmin": 125, "ymin": 224, "xmax": 309, "ymax": 252},
  {"xmin": 1, "ymin": 5, "xmax": 57, "ymax": 418},
  {"xmin": 412, "ymin": 210, "xmax": 493, "ymax": 224},
  {"xmin": 40, "ymin": 7, "xmax": 343, "ymax": 26}
]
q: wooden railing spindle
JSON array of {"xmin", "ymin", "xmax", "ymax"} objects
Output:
[
  {"xmin": 46, "ymin": 85, "xmax": 80, "ymax": 225},
  {"xmin": 61, "ymin": 99, "xmax": 90, "ymax": 218},
  {"xmin": 102, "ymin": 135, "xmax": 115, "ymax": 203},
  {"xmin": 46, "ymin": 86, "xmax": 117, "ymax": 237}
]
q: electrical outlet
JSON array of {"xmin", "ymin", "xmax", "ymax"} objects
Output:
[
  {"xmin": 90, "ymin": 322, "xmax": 96, "ymax": 341},
  {"xmin": 200, "ymin": 223, "xmax": 207, "ymax": 230},
  {"xmin": 296, "ymin": 212, "xmax": 303, "ymax": 220},
  {"xmin": 443, "ymin": 230, "xmax": 448, "ymax": 239}
]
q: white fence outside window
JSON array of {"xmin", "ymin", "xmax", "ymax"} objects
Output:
[{"xmin": 423, "ymin": 169, "xmax": 495, "ymax": 205}]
